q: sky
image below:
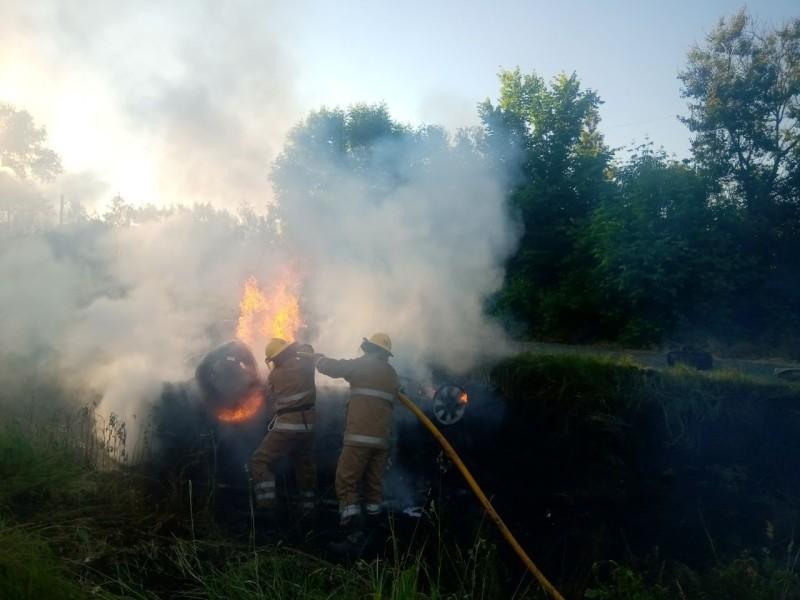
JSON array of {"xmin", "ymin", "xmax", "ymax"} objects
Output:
[{"xmin": 0, "ymin": 0, "xmax": 798, "ymax": 210}]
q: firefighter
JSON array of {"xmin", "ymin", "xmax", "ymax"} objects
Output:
[
  {"xmin": 249, "ymin": 338, "xmax": 317, "ymax": 514},
  {"xmin": 314, "ymin": 332, "xmax": 399, "ymax": 536}
]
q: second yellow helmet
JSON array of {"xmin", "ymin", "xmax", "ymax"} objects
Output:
[{"xmin": 364, "ymin": 332, "xmax": 392, "ymax": 355}]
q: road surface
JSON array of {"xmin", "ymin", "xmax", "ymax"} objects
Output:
[{"xmin": 510, "ymin": 341, "xmax": 800, "ymax": 381}]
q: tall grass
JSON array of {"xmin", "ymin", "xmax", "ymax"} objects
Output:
[
  {"xmin": 0, "ymin": 355, "xmax": 541, "ymax": 599},
  {"xmin": 9, "ymin": 351, "xmax": 799, "ymax": 598},
  {"xmin": 491, "ymin": 353, "xmax": 800, "ymax": 598},
  {"xmin": 0, "ymin": 525, "xmax": 87, "ymax": 600}
]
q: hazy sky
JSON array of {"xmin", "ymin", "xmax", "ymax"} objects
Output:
[{"xmin": 1, "ymin": 0, "xmax": 797, "ymax": 208}]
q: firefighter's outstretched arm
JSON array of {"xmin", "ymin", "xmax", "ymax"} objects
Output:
[{"xmin": 311, "ymin": 355, "xmax": 358, "ymax": 380}]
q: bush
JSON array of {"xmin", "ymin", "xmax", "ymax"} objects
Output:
[
  {"xmin": 0, "ymin": 427, "xmax": 89, "ymax": 516},
  {"xmin": 0, "ymin": 526, "xmax": 86, "ymax": 600},
  {"xmin": 488, "ymin": 354, "xmax": 800, "ymax": 591}
]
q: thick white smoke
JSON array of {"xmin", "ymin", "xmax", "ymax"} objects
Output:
[
  {"xmin": 0, "ymin": 3, "xmax": 520, "ymax": 451},
  {"xmin": 279, "ymin": 134, "xmax": 519, "ymax": 376},
  {"xmin": 0, "ymin": 0, "xmax": 299, "ymax": 207},
  {"xmin": 0, "ymin": 213, "xmax": 289, "ymax": 438},
  {"xmin": 0, "ymin": 127, "xmax": 518, "ymax": 447}
]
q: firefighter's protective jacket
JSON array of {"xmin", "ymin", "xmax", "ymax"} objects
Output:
[
  {"xmin": 266, "ymin": 352, "xmax": 317, "ymax": 432},
  {"xmin": 316, "ymin": 354, "xmax": 399, "ymax": 448}
]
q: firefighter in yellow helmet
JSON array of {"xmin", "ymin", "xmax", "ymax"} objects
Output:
[
  {"xmin": 249, "ymin": 337, "xmax": 317, "ymax": 514},
  {"xmin": 313, "ymin": 332, "xmax": 399, "ymax": 538}
]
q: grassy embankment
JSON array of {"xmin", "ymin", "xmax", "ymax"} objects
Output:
[
  {"xmin": 491, "ymin": 353, "xmax": 800, "ymax": 598},
  {"xmin": 0, "ymin": 355, "xmax": 537, "ymax": 600},
  {"xmin": 4, "ymin": 352, "xmax": 800, "ymax": 598}
]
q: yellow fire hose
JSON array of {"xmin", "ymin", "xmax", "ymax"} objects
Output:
[{"xmin": 397, "ymin": 392, "xmax": 566, "ymax": 600}]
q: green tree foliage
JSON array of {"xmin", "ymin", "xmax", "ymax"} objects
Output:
[
  {"xmin": 0, "ymin": 103, "xmax": 63, "ymax": 231},
  {"xmin": 480, "ymin": 69, "xmax": 613, "ymax": 339},
  {"xmin": 679, "ymin": 11, "xmax": 800, "ymax": 215},
  {"xmin": 588, "ymin": 146, "xmax": 737, "ymax": 344},
  {"xmin": 271, "ymin": 104, "xmax": 408, "ymax": 212},
  {"xmin": 678, "ymin": 10, "xmax": 800, "ymax": 349},
  {"xmin": 0, "ymin": 103, "xmax": 62, "ymax": 182},
  {"xmin": 271, "ymin": 102, "xmax": 483, "ymax": 229},
  {"xmin": 485, "ymin": 12, "xmax": 800, "ymax": 353}
]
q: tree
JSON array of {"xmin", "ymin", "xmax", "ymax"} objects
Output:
[
  {"xmin": 102, "ymin": 194, "xmax": 134, "ymax": 227},
  {"xmin": 680, "ymin": 11, "xmax": 800, "ymax": 209},
  {"xmin": 0, "ymin": 103, "xmax": 62, "ymax": 182},
  {"xmin": 588, "ymin": 146, "xmax": 737, "ymax": 344},
  {"xmin": 679, "ymin": 11, "xmax": 800, "ymax": 350},
  {"xmin": 480, "ymin": 69, "xmax": 613, "ymax": 339},
  {"xmin": 679, "ymin": 11, "xmax": 800, "ymax": 243},
  {"xmin": 271, "ymin": 103, "xmax": 457, "ymax": 230},
  {"xmin": 0, "ymin": 103, "xmax": 62, "ymax": 231}
]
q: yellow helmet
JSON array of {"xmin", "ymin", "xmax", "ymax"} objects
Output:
[
  {"xmin": 363, "ymin": 332, "xmax": 393, "ymax": 356},
  {"xmin": 264, "ymin": 337, "xmax": 292, "ymax": 363}
]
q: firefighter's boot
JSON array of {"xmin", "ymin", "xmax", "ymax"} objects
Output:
[
  {"xmin": 362, "ymin": 508, "xmax": 387, "ymax": 555},
  {"xmin": 251, "ymin": 505, "xmax": 279, "ymax": 540},
  {"xmin": 327, "ymin": 515, "xmax": 366, "ymax": 558}
]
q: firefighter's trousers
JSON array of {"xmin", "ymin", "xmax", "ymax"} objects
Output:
[
  {"xmin": 335, "ymin": 444, "xmax": 388, "ymax": 522},
  {"xmin": 250, "ymin": 430, "xmax": 316, "ymax": 509}
]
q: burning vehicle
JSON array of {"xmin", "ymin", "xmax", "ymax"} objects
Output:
[
  {"xmin": 136, "ymin": 272, "xmax": 553, "ymax": 593},
  {"xmin": 149, "ymin": 339, "xmax": 474, "ymax": 491},
  {"xmin": 146, "ymin": 273, "xmax": 484, "ymax": 515}
]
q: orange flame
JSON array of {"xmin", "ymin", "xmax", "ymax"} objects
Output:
[
  {"xmin": 459, "ymin": 391, "xmax": 469, "ymax": 405},
  {"xmin": 219, "ymin": 270, "xmax": 303, "ymax": 424},
  {"xmin": 235, "ymin": 270, "xmax": 304, "ymax": 355},
  {"xmin": 217, "ymin": 389, "xmax": 263, "ymax": 423}
]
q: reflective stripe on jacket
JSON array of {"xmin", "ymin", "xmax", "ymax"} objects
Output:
[
  {"xmin": 273, "ymin": 420, "xmax": 314, "ymax": 432},
  {"xmin": 316, "ymin": 354, "xmax": 399, "ymax": 447}
]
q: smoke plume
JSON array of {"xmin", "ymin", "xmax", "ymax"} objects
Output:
[
  {"xmin": 1, "ymin": 130, "xmax": 517, "ymax": 448},
  {"xmin": 0, "ymin": 0, "xmax": 299, "ymax": 207},
  {"xmin": 0, "ymin": 214, "xmax": 287, "ymax": 431},
  {"xmin": 278, "ymin": 130, "xmax": 519, "ymax": 376},
  {"xmin": 0, "ymin": 4, "xmax": 520, "ymax": 451}
]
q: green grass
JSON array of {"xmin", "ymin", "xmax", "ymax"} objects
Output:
[
  {"xmin": 5, "ymin": 352, "xmax": 800, "ymax": 599},
  {"xmin": 0, "ymin": 427, "xmax": 91, "ymax": 513},
  {"xmin": 0, "ymin": 354, "xmax": 542, "ymax": 599},
  {"xmin": 490, "ymin": 352, "xmax": 800, "ymax": 449},
  {"xmin": 488, "ymin": 352, "xmax": 800, "ymax": 597},
  {"xmin": 0, "ymin": 407, "xmax": 539, "ymax": 599},
  {"xmin": 583, "ymin": 549, "xmax": 800, "ymax": 600},
  {"xmin": 0, "ymin": 525, "xmax": 88, "ymax": 600}
]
